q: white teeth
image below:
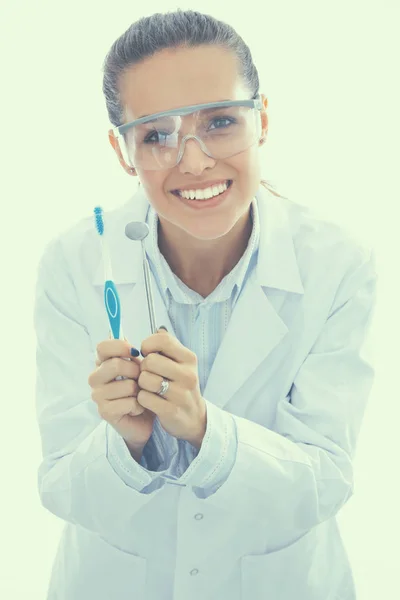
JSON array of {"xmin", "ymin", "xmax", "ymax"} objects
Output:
[{"xmin": 178, "ymin": 181, "xmax": 229, "ymax": 200}]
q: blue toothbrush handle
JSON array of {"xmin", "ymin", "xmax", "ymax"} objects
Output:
[
  {"xmin": 104, "ymin": 280, "xmax": 122, "ymax": 339},
  {"xmin": 104, "ymin": 280, "xmax": 130, "ymax": 380}
]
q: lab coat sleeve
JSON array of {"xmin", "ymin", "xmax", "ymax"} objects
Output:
[
  {"xmin": 172, "ymin": 398, "xmax": 238, "ymax": 493},
  {"xmin": 180, "ymin": 248, "xmax": 378, "ymax": 538},
  {"xmin": 34, "ymin": 237, "xmax": 170, "ymax": 537},
  {"xmin": 108, "ymin": 416, "xmax": 187, "ymax": 485}
]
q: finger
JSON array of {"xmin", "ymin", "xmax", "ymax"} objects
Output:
[
  {"xmin": 97, "ymin": 338, "xmax": 131, "ymax": 362},
  {"xmin": 104, "ymin": 359, "xmax": 142, "ymax": 385},
  {"xmin": 140, "ymin": 351, "xmax": 181, "ymax": 382},
  {"xmin": 137, "ymin": 389, "xmax": 175, "ymax": 417},
  {"xmin": 96, "ymin": 338, "xmax": 139, "ymax": 364},
  {"xmin": 98, "ymin": 396, "xmax": 145, "ymax": 420},
  {"xmin": 141, "ymin": 331, "xmax": 192, "ymax": 364},
  {"xmin": 138, "ymin": 371, "xmax": 183, "ymax": 407},
  {"xmin": 95, "ymin": 352, "xmax": 142, "ymax": 369},
  {"xmin": 138, "ymin": 371, "xmax": 174, "ymax": 398},
  {"xmin": 92, "ymin": 377, "xmax": 139, "ymax": 403},
  {"xmin": 89, "ymin": 358, "xmax": 141, "ymax": 387}
]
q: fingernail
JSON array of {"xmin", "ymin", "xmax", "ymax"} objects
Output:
[
  {"xmin": 130, "ymin": 347, "xmax": 140, "ymax": 357},
  {"xmin": 158, "ymin": 325, "xmax": 168, "ymax": 332}
]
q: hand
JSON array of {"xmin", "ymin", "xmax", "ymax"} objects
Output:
[
  {"xmin": 88, "ymin": 338, "xmax": 156, "ymax": 451},
  {"xmin": 137, "ymin": 328, "xmax": 207, "ymax": 449}
]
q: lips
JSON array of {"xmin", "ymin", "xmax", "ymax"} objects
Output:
[
  {"xmin": 171, "ymin": 179, "xmax": 232, "ymax": 194},
  {"xmin": 171, "ymin": 179, "xmax": 233, "ymax": 198}
]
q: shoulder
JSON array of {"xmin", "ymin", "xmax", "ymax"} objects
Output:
[
  {"xmin": 282, "ymin": 196, "xmax": 375, "ymax": 278},
  {"xmin": 37, "ymin": 201, "xmax": 132, "ymax": 273}
]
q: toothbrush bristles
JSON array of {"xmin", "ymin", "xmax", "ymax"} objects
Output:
[{"xmin": 94, "ymin": 206, "xmax": 104, "ymax": 235}]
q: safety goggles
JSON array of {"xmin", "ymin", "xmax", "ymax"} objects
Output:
[{"xmin": 112, "ymin": 95, "xmax": 264, "ymax": 171}]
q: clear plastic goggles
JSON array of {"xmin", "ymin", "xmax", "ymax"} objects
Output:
[{"xmin": 112, "ymin": 95, "xmax": 263, "ymax": 171}]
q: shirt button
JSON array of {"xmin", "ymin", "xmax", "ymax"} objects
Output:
[
  {"xmin": 190, "ymin": 569, "xmax": 199, "ymax": 576},
  {"xmin": 194, "ymin": 513, "xmax": 204, "ymax": 520}
]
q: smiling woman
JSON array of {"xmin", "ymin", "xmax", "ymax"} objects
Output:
[
  {"xmin": 103, "ymin": 12, "xmax": 284, "ymax": 291},
  {"xmin": 33, "ymin": 8, "xmax": 378, "ymax": 600}
]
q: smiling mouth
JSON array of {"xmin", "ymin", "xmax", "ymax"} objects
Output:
[{"xmin": 171, "ymin": 180, "xmax": 232, "ymax": 199}]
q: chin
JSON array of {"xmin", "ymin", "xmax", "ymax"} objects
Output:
[{"xmin": 187, "ymin": 219, "xmax": 237, "ymax": 239}]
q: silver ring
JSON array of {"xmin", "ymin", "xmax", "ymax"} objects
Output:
[{"xmin": 157, "ymin": 378, "xmax": 169, "ymax": 398}]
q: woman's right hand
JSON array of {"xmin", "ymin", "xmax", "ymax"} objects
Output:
[{"xmin": 88, "ymin": 339, "xmax": 156, "ymax": 453}]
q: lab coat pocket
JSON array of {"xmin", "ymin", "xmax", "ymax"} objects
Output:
[
  {"xmin": 91, "ymin": 535, "xmax": 147, "ymax": 600},
  {"xmin": 50, "ymin": 526, "xmax": 148, "ymax": 600},
  {"xmin": 241, "ymin": 529, "xmax": 327, "ymax": 600}
]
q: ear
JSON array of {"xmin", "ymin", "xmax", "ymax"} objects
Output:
[
  {"xmin": 259, "ymin": 94, "xmax": 268, "ymax": 139},
  {"xmin": 108, "ymin": 129, "xmax": 137, "ymax": 176}
]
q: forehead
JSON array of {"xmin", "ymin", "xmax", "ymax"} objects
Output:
[{"xmin": 119, "ymin": 45, "xmax": 248, "ymax": 121}]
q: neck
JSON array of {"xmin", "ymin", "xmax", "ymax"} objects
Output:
[{"xmin": 158, "ymin": 207, "xmax": 253, "ymax": 297}]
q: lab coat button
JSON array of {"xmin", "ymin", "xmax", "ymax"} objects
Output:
[
  {"xmin": 190, "ymin": 569, "xmax": 199, "ymax": 576},
  {"xmin": 194, "ymin": 513, "xmax": 204, "ymax": 520}
]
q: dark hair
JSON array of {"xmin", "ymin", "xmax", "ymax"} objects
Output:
[{"xmin": 102, "ymin": 9, "xmax": 286, "ymax": 199}]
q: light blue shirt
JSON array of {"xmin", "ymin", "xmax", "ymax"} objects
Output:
[{"xmin": 109, "ymin": 196, "xmax": 259, "ymax": 493}]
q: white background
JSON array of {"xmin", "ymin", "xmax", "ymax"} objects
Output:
[{"xmin": 1, "ymin": 1, "xmax": 399, "ymax": 598}]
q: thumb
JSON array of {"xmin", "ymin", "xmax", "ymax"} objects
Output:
[{"xmin": 124, "ymin": 336, "xmax": 143, "ymax": 364}]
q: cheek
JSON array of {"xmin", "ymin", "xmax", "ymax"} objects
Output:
[
  {"xmin": 137, "ymin": 171, "xmax": 172, "ymax": 209},
  {"xmin": 138, "ymin": 170, "xmax": 166, "ymax": 191},
  {"xmin": 228, "ymin": 150, "xmax": 261, "ymax": 188}
]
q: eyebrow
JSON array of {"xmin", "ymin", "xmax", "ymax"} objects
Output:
[{"xmin": 137, "ymin": 100, "xmax": 233, "ymax": 120}]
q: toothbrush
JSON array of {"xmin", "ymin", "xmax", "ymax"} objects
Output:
[
  {"xmin": 94, "ymin": 206, "xmax": 129, "ymax": 380},
  {"xmin": 94, "ymin": 206, "xmax": 124, "ymax": 340}
]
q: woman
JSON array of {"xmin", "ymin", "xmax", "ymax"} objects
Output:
[{"xmin": 34, "ymin": 10, "xmax": 377, "ymax": 600}]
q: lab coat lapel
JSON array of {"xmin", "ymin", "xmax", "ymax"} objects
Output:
[
  {"xmin": 202, "ymin": 275, "xmax": 289, "ymax": 409},
  {"xmin": 202, "ymin": 188, "xmax": 304, "ymax": 409}
]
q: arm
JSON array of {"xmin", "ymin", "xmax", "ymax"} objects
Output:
[
  {"xmin": 34, "ymin": 238, "xmax": 170, "ymax": 538},
  {"xmin": 127, "ymin": 443, "xmax": 145, "ymax": 463}
]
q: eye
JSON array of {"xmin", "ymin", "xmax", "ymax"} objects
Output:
[
  {"xmin": 144, "ymin": 131, "xmax": 170, "ymax": 144},
  {"xmin": 208, "ymin": 117, "xmax": 236, "ymax": 130}
]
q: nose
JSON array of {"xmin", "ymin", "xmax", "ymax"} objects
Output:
[{"xmin": 176, "ymin": 135, "xmax": 216, "ymax": 176}]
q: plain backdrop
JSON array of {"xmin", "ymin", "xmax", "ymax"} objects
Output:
[{"xmin": 1, "ymin": 1, "xmax": 399, "ymax": 598}]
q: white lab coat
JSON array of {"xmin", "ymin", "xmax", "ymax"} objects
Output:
[{"xmin": 34, "ymin": 184, "xmax": 377, "ymax": 600}]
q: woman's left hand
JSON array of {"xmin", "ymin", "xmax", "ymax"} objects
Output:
[{"xmin": 137, "ymin": 328, "xmax": 207, "ymax": 449}]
